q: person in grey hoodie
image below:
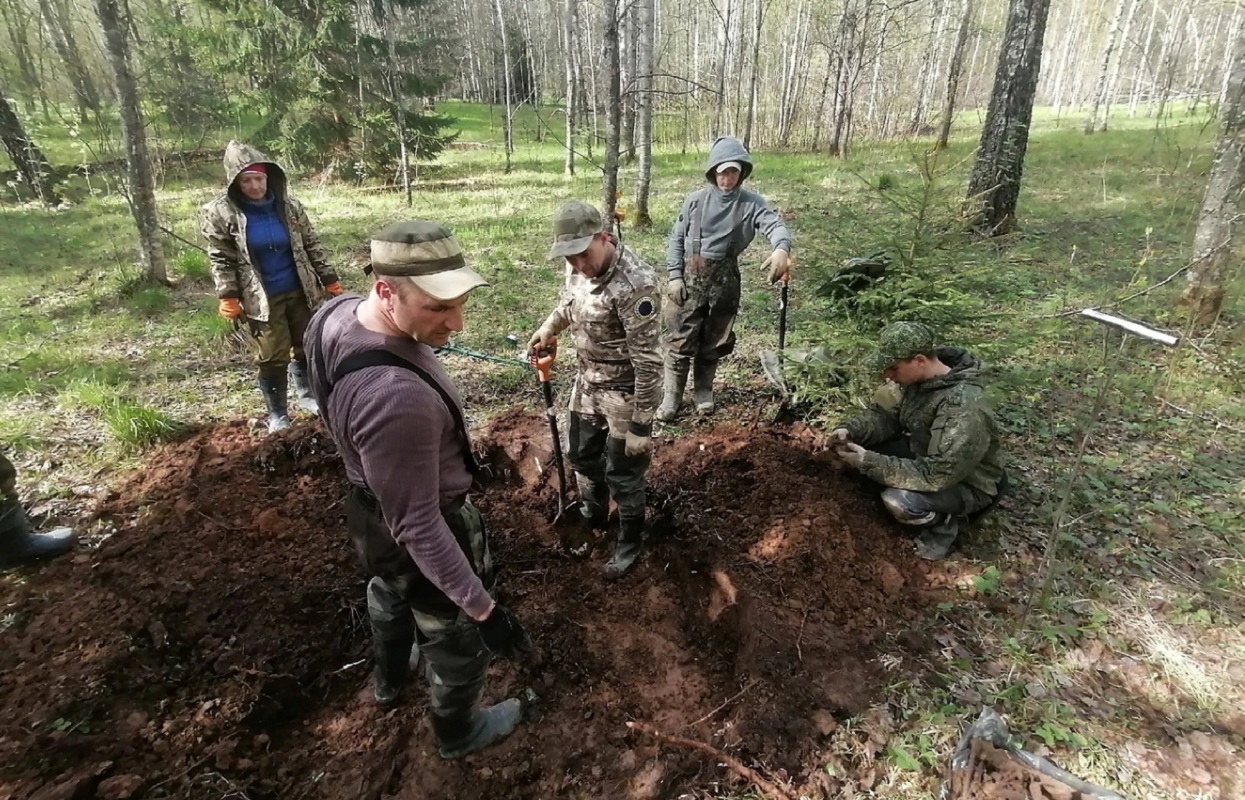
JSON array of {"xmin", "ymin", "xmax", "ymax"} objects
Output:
[{"xmin": 657, "ymin": 136, "xmax": 793, "ymax": 421}]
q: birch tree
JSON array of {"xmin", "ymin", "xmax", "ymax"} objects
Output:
[
  {"xmin": 964, "ymin": 0, "xmax": 1052, "ymax": 235},
  {"xmin": 634, "ymin": 0, "xmax": 654, "ymax": 227},
  {"xmin": 601, "ymin": 0, "xmax": 621, "ymax": 222},
  {"xmin": 0, "ymin": 84, "xmax": 59, "ymax": 205},
  {"xmin": 1181, "ymin": 34, "xmax": 1245, "ymax": 325}
]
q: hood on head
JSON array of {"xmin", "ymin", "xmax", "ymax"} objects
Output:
[
  {"xmin": 223, "ymin": 139, "xmax": 287, "ymax": 203},
  {"xmin": 704, "ymin": 136, "xmax": 753, "ymax": 184},
  {"xmin": 928, "ymin": 346, "xmax": 987, "ymax": 388}
]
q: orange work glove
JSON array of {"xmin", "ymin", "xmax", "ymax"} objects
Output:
[
  {"xmin": 324, "ymin": 281, "xmax": 344, "ymax": 296},
  {"xmin": 218, "ymin": 298, "xmax": 243, "ymax": 319}
]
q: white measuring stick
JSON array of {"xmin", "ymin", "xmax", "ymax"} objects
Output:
[{"xmin": 1080, "ymin": 308, "xmax": 1180, "ymax": 347}]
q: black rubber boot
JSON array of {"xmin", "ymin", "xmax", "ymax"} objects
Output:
[
  {"xmin": 434, "ymin": 699, "xmax": 524, "ymax": 760},
  {"xmin": 288, "ymin": 360, "xmax": 320, "ymax": 415},
  {"xmin": 604, "ymin": 517, "xmax": 644, "ymax": 580},
  {"xmin": 0, "ymin": 501, "xmax": 77, "ymax": 570},
  {"xmin": 915, "ymin": 516, "xmax": 961, "ymax": 561},
  {"xmin": 692, "ymin": 360, "xmax": 717, "ymax": 414},
  {"xmin": 258, "ymin": 371, "xmax": 292, "ymax": 433},
  {"xmin": 656, "ymin": 359, "xmax": 690, "ymax": 422},
  {"xmin": 372, "ymin": 634, "xmax": 417, "ymax": 706}
]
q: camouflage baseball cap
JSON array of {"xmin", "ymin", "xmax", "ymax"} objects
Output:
[
  {"xmin": 547, "ymin": 201, "xmax": 605, "ymax": 259},
  {"xmin": 369, "ymin": 220, "xmax": 489, "ymax": 301},
  {"xmin": 868, "ymin": 321, "xmax": 936, "ymax": 372}
]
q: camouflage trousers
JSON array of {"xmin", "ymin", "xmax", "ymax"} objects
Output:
[
  {"xmin": 871, "ymin": 437, "xmax": 996, "ymax": 520},
  {"xmin": 666, "ymin": 257, "xmax": 741, "ymax": 366},
  {"xmin": 567, "ymin": 379, "xmax": 649, "ymax": 521},
  {"xmin": 347, "ymin": 489, "xmax": 495, "ymax": 725},
  {"xmin": 254, "ymin": 289, "xmax": 313, "ymax": 378}
]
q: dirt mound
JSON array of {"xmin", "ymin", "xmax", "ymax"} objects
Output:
[{"xmin": 1, "ymin": 412, "xmax": 944, "ymax": 800}]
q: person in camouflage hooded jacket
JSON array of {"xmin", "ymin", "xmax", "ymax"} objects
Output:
[
  {"xmin": 832, "ymin": 322, "xmax": 1006, "ymax": 560},
  {"xmin": 201, "ymin": 140, "xmax": 342, "ymax": 432}
]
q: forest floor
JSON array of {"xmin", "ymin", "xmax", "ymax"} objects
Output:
[{"xmin": 0, "ymin": 103, "xmax": 1243, "ymax": 799}]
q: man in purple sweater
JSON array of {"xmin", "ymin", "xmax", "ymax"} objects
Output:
[{"xmin": 305, "ymin": 221, "xmax": 532, "ymax": 760}]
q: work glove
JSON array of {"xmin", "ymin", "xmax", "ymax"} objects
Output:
[
  {"xmin": 667, "ymin": 277, "xmax": 688, "ymax": 307},
  {"xmin": 625, "ymin": 429, "xmax": 651, "ymax": 457},
  {"xmin": 218, "ymin": 298, "xmax": 243, "ymax": 319},
  {"xmin": 477, "ymin": 603, "xmax": 533, "ymax": 660},
  {"xmin": 324, "ymin": 281, "xmax": 344, "ymax": 296},
  {"xmin": 836, "ymin": 442, "xmax": 867, "ymax": 470},
  {"xmin": 527, "ymin": 325, "xmax": 558, "ymax": 358},
  {"xmin": 764, "ymin": 249, "xmax": 792, "ymax": 285},
  {"xmin": 829, "ymin": 428, "xmax": 851, "ymax": 446}
]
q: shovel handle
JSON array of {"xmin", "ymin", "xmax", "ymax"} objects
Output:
[{"xmin": 531, "ymin": 338, "xmax": 558, "ymax": 382}]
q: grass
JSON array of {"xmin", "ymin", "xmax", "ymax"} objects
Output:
[{"xmin": 2, "ymin": 99, "xmax": 1244, "ymax": 799}]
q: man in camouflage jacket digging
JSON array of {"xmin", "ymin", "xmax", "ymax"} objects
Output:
[
  {"xmin": 528, "ymin": 201, "xmax": 663, "ymax": 578},
  {"xmin": 832, "ymin": 322, "xmax": 1006, "ymax": 560}
]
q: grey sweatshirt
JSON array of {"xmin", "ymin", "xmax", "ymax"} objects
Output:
[
  {"xmin": 665, "ymin": 136, "xmax": 792, "ymax": 279},
  {"xmin": 306, "ymin": 295, "xmax": 491, "ymax": 619}
]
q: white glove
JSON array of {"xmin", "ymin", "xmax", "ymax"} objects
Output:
[
  {"xmin": 625, "ymin": 430, "xmax": 651, "ymax": 457},
  {"xmin": 667, "ymin": 278, "xmax": 688, "ymax": 307},
  {"xmin": 837, "ymin": 442, "xmax": 866, "ymax": 469},
  {"xmin": 764, "ymin": 249, "xmax": 792, "ymax": 284},
  {"xmin": 829, "ymin": 428, "xmax": 851, "ymax": 446},
  {"xmin": 527, "ymin": 325, "xmax": 557, "ymax": 356}
]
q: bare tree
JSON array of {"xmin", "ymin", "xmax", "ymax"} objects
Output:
[
  {"xmin": 1181, "ymin": 34, "xmax": 1245, "ymax": 326},
  {"xmin": 493, "ymin": 0, "xmax": 514, "ymax": 173},
  {"xmin": 742, "ymin": 0, "xmax": 764, "ymax": 148},
  {"xmin": 1100, "ymin": 0, "xmax": 1140, "ymax": 126},
  {"xmin": 1084, "ymin": 0, "xmax": 1128, "ymax": 133},
  {"xmin": 96, "ymin": 0, "xmax": 167, "ymax": 284},
  {"xmin": 563, "ymin": 0, "xmax": 578, "ymax": 175},
  {"xmin": 634, "ymin": 0, "xmax": 655, "ymax": 227},
  {"xmin": 39, "ymin": 0, "xmax": 101, "ymax": 123},
  {"xmin": 601, "ymin": 0, "xmax": 621, "ymax": 221},
  {"xmin": 936, "ymin": 0, "xmax": 974, "ymax": 149},
  {"xmin": 964, "ymin": 0, "xmax": 1052, "ymax": 235},
  {"xmin": 0, "ymin": 84, "xmax": 59, "ymax": 205}
]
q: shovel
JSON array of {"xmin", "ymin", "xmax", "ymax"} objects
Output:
[
  {"xmin": 759, "ymin": 277, "xmax": 791, "ymax": 401},
  {"xmin": 532, "ymin": 343, "xmax": 591, "ymax": 553}
]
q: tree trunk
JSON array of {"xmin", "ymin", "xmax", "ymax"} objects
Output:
[
  {"xmin": 95, "ymin": 0, "xmax": 167, "ymax": 284},
  {"xmin": 1221, "ymin": 4, "xmax": 1243, "ymax": 111},
  {"xmin": 493, "ymin": 0, "xmax": 513, "ymax": 173},
  {"xmin": 1084, "ymin": 0, "xmax": 1128, "ymax": 133},
  {"xmin": 0, "ymin": 0, "xmax": 40, "ymax": 114},
  {"xmin": 601, "ymin": 0, "xmax": 621, "ymax": 222},
  {"xmin": 563, "ymin": 0, "xmax": 578, "ymax": 175},
  {"xmin": 0, "ymin": 84, "xmax": 59, "ymax": 205},
  {"xmin": 620, "ymin": 0, "xmax": 637, "ymax": 162},
  {"xmin": 908, "ymin": 0, "xmax": 946, "ymax": 135},
  {"xmin": 40, "ymin": 0, "xmax": 101, "ymax": 122},
  {"xmin": 1100, "ymin": 0, "xmax": 1140, "ymax": 128},
  {"xmin": 964, "ymin": 0, "xmax": 1052, "ymax": 235},
  {"xmin": 936, "ymin": 0, "xmax": 974, "ymax": 149},
  {"xmin": 1181, "ymin": 35, "xmax": 1245, "ymax": 326},
  {"xmin": 713, "ymin": 0, "xmax": 733, "ymax": 136},
  {"xmin": 634, "ymin": 0, "xmax": 654, "ymax": 228},
  {"xmin": 742, "ymin": 0, "xmax": 764, "ymax": 149},
  {"xmin": 1130, "ymin": 0, "xmax": 1159, "ymax": 117}
]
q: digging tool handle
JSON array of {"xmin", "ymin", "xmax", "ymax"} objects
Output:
[
  {"xmin": 535, "ymin": 348, "xmax": 571, "ymax": 506},
  {"xmin": 778, "ymin": 279, "xmax": 788, "ymax": 352}
]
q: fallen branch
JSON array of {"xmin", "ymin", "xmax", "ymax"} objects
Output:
[
  {"xmin": 685, "ymin": 680, "xmax": 758, "ymax": 730},
  {"xmin": 625, "ymin": 720, "xmax": 795, "ymax": 800}
]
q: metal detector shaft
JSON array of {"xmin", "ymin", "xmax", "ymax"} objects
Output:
[{"xmin": 778, "ymin": 280, "xmax": 789, "ymax": 351}]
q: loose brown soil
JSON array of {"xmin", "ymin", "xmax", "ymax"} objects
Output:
[
  {"xmin": 0, "ymin": 411, "xmax": 947, "ymax": 800},
  {"xmin": 948, "ymin": 739, "xmax": 1100, "ymax": 800}
]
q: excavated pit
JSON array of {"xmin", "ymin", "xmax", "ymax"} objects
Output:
[{"xmin": 0, "ymin": 410, "xmax": 950, "ymax": 800}]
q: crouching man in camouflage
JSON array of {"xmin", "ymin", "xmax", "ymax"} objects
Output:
[
  {"xmin": 832, "ymin": 322, "xmax": 1006, "ymax": 560},
  {"xmin": 528, "ymin": 202, "xmax": 662, "ymax": 579}
]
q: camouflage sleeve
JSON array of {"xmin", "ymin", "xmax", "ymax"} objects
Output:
[
  {"xmin": 200, "ymin": 204, "xmax": 242, "ymax": 300},
  {"xmin": 751, "ymin": 196, "xmax": 792, "ymax": 253},
  {"xmin": 858, "ymin": 398, "xmax": 992, "ymax": 492},
  {"xmin": 618, "ymin": 287, "xmax": 663, "ymax": 424},
  {"xmin": 665, "ymin": 192, "xmax": 695, "ymax": 279},
  {"xmin": 290, "ymin": 199, "xmax": 339, "ymax": 285},
  {"xmin": 842, "ymin": 407, "xmax": 902, "ymax": 447},
  {"xmin": 540, "ymin": 282, "xmax": 574, "ymax": 335}
]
